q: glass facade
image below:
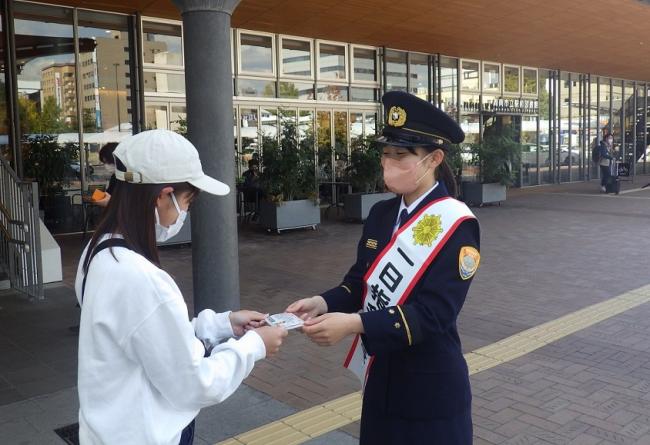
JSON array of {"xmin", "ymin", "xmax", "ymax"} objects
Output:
[{"xmin": 4, "ymin": 2, "xmax": 650, "ymax": 236}]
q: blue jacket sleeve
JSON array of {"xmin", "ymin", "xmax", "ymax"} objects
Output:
[
  {"xmin": 359, "ymin": 219, "xmax": 480, "ymax": 355},
  {"xmin": 599, "ymin": 143, "xmax": 612, "ymax": 160},
  {"xmin": 320, "ymin": 207, "xmax": 379, "ymax": 314}
]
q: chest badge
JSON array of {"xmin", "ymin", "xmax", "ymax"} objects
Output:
[
  {"xmin": 366, "ymin": 239, "xmax": 378, "ymax": 249},
  {"xmin": 459, "ymin": 246, "xmax": 480, "ymax": 280},
  {"xmin": 412, "ymin": 214, "xmax": 443, "ymax": 247}
]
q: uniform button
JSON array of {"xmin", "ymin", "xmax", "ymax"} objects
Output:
[
  {"xmin": 394, "ymin": 322, "xmax": 401, "ymax": 329},
  {"xmin": 388, "ymin": 309, "xmax": 395, "ymax": 314}
]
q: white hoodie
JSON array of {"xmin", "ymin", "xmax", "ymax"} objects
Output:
[{"xmin": 75, "ymin": 239, "xmax": 265, "ymax": 445}]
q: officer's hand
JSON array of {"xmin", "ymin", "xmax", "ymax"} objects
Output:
[
  {"xmin": 286, "ymin": 296, "xmax": 328, "ymax": 320},
  {"xmin": 229, "ymin": 310, "xmax": 268, "ymax": 337},
  {"xmin": 302, "ymin": 313, "xmax": 363, "ymax": 346},
  {"xmin": 254, "ymin": 326, "xmax": 288, "ymax": 357}
]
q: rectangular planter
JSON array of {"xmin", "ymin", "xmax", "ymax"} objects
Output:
[
  {"xmin": 259, "ymin": 199, "xmax": 321, "ymax": 233},
  {"xmin": 462, "ymin": 182, "xmax": 506, "ymax": 206},
  {"xmin": 344, "ymin": 192, "xmax": 396, "ymax": 221}
]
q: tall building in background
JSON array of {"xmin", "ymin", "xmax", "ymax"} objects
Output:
[
  {"xmin": 79, "ymin": 31, "xmax": 131, "ymax": 132},
  {"xmin": 41, "ymin": 63, "xmax": 77, "ymax": 125}
]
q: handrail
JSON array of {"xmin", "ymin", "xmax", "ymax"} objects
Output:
[{"xmin": 0, "ymin": 154, "xmax": 43, "ymax": 299}]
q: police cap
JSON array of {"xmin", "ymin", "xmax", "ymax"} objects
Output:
[{"xmin": 377, "ymin": 91, "xmax": 465, "ymax": 150}]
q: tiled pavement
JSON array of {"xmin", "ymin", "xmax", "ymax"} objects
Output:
[
  {"xmin": 472, "ymin": 302, "xmax": 650, "ymax": 445},
  {"xmin": 3, "ymin": 177, "xmax": 650, "ymax": 443}
]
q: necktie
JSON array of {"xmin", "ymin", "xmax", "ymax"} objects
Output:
[{"xmin": 399, "ymin": 209, "xmax": 409, "ymax": 229}]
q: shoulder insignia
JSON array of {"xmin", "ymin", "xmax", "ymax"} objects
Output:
[
  {"xmin": 366, "ymin": 239, "xmax": 378, "ymax": 249},
  {"xmin": 459, "ymin": 246, "xmax": 480, "ymax": 280}
]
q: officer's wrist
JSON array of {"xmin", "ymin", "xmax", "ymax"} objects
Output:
[
  {"xmin": 349, "ymin": 314, "xmax": 365, "ymax": 335},
  {"xmin": 313, "ymin": 295, "xmax": 328, "ymax": 315}
]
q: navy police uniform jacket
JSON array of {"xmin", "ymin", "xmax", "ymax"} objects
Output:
[{"xmin": 321, "ymin": 183, "xmax": 480, "ymax": 445}]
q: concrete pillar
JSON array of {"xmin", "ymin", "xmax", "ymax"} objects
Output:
[{"xmin": 172, "ymin": 0, "xmax": 241, "ymax": 314}]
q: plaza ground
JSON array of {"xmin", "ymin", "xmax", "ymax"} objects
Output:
[{"xmin": 3, "ymin": 178, "xmax": 650, "ymax": 444}]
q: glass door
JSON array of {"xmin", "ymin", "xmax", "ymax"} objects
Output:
[{"xmin": 316, "ymin": 110, "xmax": 333, "ymax": 205}]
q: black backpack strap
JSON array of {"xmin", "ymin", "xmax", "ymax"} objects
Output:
[{"xmin": 81, "ymin": 238, "xmax": 130, "ymax": 303}]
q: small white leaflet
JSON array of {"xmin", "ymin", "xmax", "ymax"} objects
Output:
[{"xmin": 265, "ymin": 312, "xmax": 304, "ymax": 330}]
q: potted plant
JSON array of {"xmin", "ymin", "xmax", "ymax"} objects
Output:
[
  {"xmin": 462, "ymin": 127, "xmax": 521, "ymax": 206},
  {"xmin": 258, "ymin": 120, "xmax": 320, "ymax": 233},
  {"xmin": 22, "ymin": 135, "xmax": 79, "ymax": 227},
  {"xmin": 343, "ymin": 135, "xmax": 395, "ymax": 221}
]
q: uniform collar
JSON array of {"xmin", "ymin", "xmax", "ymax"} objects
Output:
[{"xmin": 395, "ymin": 182, "xmax": 439, "ymax": 228}]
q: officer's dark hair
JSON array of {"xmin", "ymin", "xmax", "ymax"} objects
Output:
[
  {"xmin": 405, "ymin": 146, "xmax": 458, "ymax": 198},
  {"xmin": 248, "ymin": 159, "xmax": 259, "ymax": 168},
  {"xmin": 86, "ymin": 162, "xmax": 199, "ymax": 267},
  {"xmin": 98, "ymin": 143, "xmax": 118, "ymax": 165}
]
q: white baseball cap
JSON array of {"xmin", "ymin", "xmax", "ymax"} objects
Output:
[{"xmin": 113, "ymin": 129, "xmax": 230, "ymax": 196}]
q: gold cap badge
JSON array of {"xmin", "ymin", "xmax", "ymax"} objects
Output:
[{"xmin": 387, "ymin": 106, "xmax": 407, "ymax": 127}]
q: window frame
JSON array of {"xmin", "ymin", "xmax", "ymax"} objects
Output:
[
  {"xmin": 481, "ymin": 61, "xmax": 501, "ymax": 94},
  {"xmin": 460, "ymin": 58, "xmax": 481, "ymax": 92},
  {"xmin": 236, "ymin": 29, "xmax": 277, "ymax": 78},
  {"xmin": 315, "ymin": 39, "xmax": 349, "ymax": 83},
  {"xmin": 142, "ymin": 68, "xmax": 187, "ymax": 98},
  {"xmin": 408, "ymin": 51, "xmax": 430, "ymax": 97},
  {"xmin": 503, "ymin": 64, "xmax": 521, "ymax": 96},
  {"xmin": 279, "ymin": 35, "xmax": 314, "ymax": 80},
  {"xmin": 235, "ymin": 75, "xmax": 278, "ymax": 99},
  {"xmin": 350, "ymin": 44, "xmax": 379, "ymax": 86},
  {"xmin": 141, "ymin": 17, "xmax": 185, "ymax": 71},
  {"xmin": 522, "ymin": 66, "xmax": 539, "ymax": 96}
]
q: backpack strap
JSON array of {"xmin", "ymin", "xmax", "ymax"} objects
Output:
[{"xmin": 81, "ymin": 238, "xmax": 130, "ymax": 303}]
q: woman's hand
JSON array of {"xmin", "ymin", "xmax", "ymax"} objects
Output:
[
  {"xmin": 95, "ymin": 192, "xmax": 111, "ymax": 207},
  {"xmin": 254, "ymin": 326, "xmax": 288, "ymax": 357},
  {"xmin": 302, "ymin": 313, "xmax": 364, "ymax": 346},
  {"xmin": 285, "ymin": 296, "xmax": 328, "ymax": 320},
  {"xmin": 229, "ymin": 310, "xmax": 268, "ymax": 337}
]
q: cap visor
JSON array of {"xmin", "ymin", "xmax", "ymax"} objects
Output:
[
  {"xmin": 376, "ymin": 136, "xmax": 447, "ymax": 150},
  {"xmin": 376, "ymin": 136, "xmax": 417, "ymax": 148},
  {"xmin": 189, "ymin": 174, "xmax": 230, "ymax": 196}
]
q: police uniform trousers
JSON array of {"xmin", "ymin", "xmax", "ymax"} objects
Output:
[{"xmin": 359, "ymin": 349, "xmax": 472, "ymax": 445}]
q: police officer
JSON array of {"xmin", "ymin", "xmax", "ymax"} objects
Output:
[{"xmin": 287, "ymin": 91, "xmax": 480, "ymax": 445}]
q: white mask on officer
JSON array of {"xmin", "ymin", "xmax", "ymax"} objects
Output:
[{"xmin": 155, "ymin": 193, "xmax": 187, "ymax": 242}]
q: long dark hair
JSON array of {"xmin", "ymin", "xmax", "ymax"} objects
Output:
[
  {"xmin": 85, "ymin": 179, "xmax": 198, "ymax": 269},
  {"xmin": 406, "ymin": 146, "xmax": 458, "ymax": 198},
  {"xmin": 435, "ymin": 159, "xmax": 458, "ymax": 198}
]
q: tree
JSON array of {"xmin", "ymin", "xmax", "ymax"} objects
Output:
[
  {"xmin": 18, "ymin": 96, "xmax": 39, "ymax": 135},
  {"xmin": 83, "ymin": 108, "xmax": 97, "ymax": 133},
  {"xmin": 40, "ymin": 96, "xmax": 66, "ymax": 133},
  {"xmin": 18, "ymin": 96, "xmax": 68, "ymax": 134},
  {"xmin": 538, "ymin": 88, "xmax": 550, "ymax": 120},
  {"xmin": 277, "ymin": 82, "xmax": 300, "ymax": 99}
]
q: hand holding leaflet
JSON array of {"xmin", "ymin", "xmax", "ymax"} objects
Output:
[{"xmin": 265, "ymin": 312, "xmax": 305, "ymax": 330}]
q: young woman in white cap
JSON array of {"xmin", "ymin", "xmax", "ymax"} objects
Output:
[{"xmin": 75, "ymin": 129, "xmax": 287, "ymax": 445}]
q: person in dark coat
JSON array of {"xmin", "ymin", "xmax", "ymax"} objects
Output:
[
  {"xmin": 287, "ymin": 91, "xmax": 480, "ymax": 445},
  {"xmin": 598, "ymin": 133, "xmax": 614, "ymax": 193}
]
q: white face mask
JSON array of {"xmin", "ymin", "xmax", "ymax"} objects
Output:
[{"xmin": 155, "ymin": 193, "xmax": 187, "ymax": 242}]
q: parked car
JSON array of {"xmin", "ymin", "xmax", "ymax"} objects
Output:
[{"xmin": 68, "ymin": 161, "xmax": 94, "ymax": 180}]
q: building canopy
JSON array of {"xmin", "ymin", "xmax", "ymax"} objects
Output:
[{"xmin": 42, "ymin": 0, "xmax": 650, "ymax": 81}]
